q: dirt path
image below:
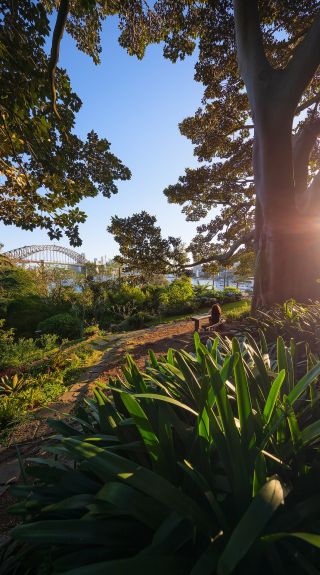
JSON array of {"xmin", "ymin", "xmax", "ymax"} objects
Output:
[{"xmin": 98, "ymin": 319, "xmax": 196, "ymax": 381}]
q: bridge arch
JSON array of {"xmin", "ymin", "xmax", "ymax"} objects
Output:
[{"xmin": 4, "ymin": 245, "xmax": 87, "ymax": 265}]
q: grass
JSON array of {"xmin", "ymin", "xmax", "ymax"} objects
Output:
[
  {"xmin": 222, "ymin": 298, "xmax": 251, "ymax": 318},
  {"xmin": 148, "ymin": 299, "xmax": 251, "ymax": 326}
]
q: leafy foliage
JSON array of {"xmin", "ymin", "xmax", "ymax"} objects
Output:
[
  {"xmin": 38, "ymin": 313, "xmax": 83, "ymax": 340},
  {"xmin": 0, "ymin": 341, "xmax": 97, "ymax": 432},
  {"xmin": 0, "ymin": 0, "xmax": 131, "ymax": 244},
  {"xmin": 158, "ymin": 3, "xmax": 320, "ymax": 271},
  {"xmin": 247, "ymin": 300, "xmax": 320, "ymax": 352},
  {"xmin": 0, "ymin": 320, "xmax": 59, "ymax": 371},
  {"xmin": 159, "ymin": 276, "xmax": 194, "ymax": 315},
  {"xmin": 108, "ymin": 212, "xmax": 188, "ymax": 278},
  {"xmin": 2, "ymin": 334, "xmax": 320, "ymax": 573}
]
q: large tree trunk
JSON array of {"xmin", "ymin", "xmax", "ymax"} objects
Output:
[
  {"xmin": 232, "ymin": 0, "xmax": 320, "ymax": 310},
  {"xmin": 252, "ymin": 116, "xmax": 320, "ymax": 309},
  {"xmin": 253, "ymin": 219, "xmax": 320, "ymax": 308}
]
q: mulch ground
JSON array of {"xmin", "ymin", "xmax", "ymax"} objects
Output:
[{"xmin": 98, "ymin": 320, "xmax": 196, "ymax": 380}]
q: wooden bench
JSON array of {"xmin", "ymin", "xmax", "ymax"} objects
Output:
[{"xmin": 191, "ymin": 315, "xmax": 225, "ymax": 332}]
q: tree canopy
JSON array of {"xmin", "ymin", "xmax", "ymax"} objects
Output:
[
  {"xmin": 0, "ymin": 0, "xmax": 131, "ymax": 245},
  {"xmin": 108, "ymin": 211, "xmax": 188, "ymax": 280},
  {"xmin": 160, "ymin": 1, "xmax": 320, "ymax": 271},
  {"xmin": 3, "ymin": 1, "xmax": 320, "ymax": 299}
]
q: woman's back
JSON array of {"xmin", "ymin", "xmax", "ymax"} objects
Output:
[{"xmin": 210, "ymin": 303, "xmax": 222, "ymax": 324}]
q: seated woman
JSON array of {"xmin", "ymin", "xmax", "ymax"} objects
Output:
[{"xmin": 208, "ymin": 303, "xmax": 224, "ymax": 330}]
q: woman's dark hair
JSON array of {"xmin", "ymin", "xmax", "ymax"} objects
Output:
[{"xmin": 211, "ymin": 303, "xmax": 222, "ymax": 323}]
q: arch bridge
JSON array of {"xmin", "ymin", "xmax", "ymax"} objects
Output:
[{"xmin": 4, "ymin": 245, "xmax": 87, "ymax": 270}]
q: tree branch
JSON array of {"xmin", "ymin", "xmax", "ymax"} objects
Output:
[
  {"xmin": 296, "ymin": 171, "xmax": 320, "ymax": 216},
  {"xmin": 49, "ymin": 0, "xmax": 70, "ymax": 119},
  {"xmin": 232, "ymin": 0, "xmax": 271, "ymax": 95},
  {"xmin": 296, "ymin": 91, "xmax": 320, "ymax": 116},
  {"xmin": 284, "ymin": 9, "xmax": 320, "ymax": 107},
  {"xmin": 293, "ymin": 118, "xmax": 320, "ymax": 195},
  {"xmin": 180, "ymin": 230, "xmax": 255, "ymax": 269}
]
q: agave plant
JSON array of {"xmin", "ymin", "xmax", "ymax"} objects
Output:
[
  {"xmin": 0, "ymin": 373, "xmax": 26, "ymax": 395},
  {"xmin": 1, "ymin": 334, "xmax": 320, "ymax": 574}
]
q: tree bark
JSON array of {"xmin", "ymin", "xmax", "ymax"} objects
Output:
[
  {"xmin": 252, "ymin": 117, "xmax": 320, "ymax": 308},
  {"xmin": 253, "ymin": 218, "xmax": 320, "ymax": 308},
  {"xmin": 232, "ymin": 2, "xmax": 320, "ymax": 309}
]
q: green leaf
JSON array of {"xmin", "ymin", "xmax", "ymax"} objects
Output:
[
  {"xmin": 120, "ymin": 392, "xmax": 161, "ymax": 461},
  {"xmin": 12, "ymin": 518, "xmax": 139, "ymax": 545},
  {"xmin": 93, "ymin": 388, "xmax": 120, "ymax": 432},
  {"xmin": 301, "ymin": 420, "xmax": 320, "ymax": 447},
  {"xmin": 232, "ymin": 339, "xmax": 253, "ymax": 447},
  {"xmin": 263, "ymin": 370, "xmax": 286, "ymax": 424},
  {"xmin": 244, "ymin": 333, "xmax": 270, "ymax": 395},
  {"xmin": 63, "ymin": 439, "xmax": 213, "ymax": 534},
  {"xmin": 253, "ymin": 452, "xmax": 267, "ymax": 496},
  {"xmin": 149, "ymin": 349, "xmax": 159, "ymax": 368},
  {"xmin": 285, "ymin": 397, "xmax": 302, "ymax": 451},
  {"xmin": 288, "ymin": 362, "xmax": 320, "ymax": 405},
  {"xmin": 121, "ymin": 392, "xmax": 198, "ymax": 417},
  {"xmin": 277, "ymin": 337, "xmax": 289, "ymax": 392},
  {"xmin": 61, "ymin": 556, "xmax": 191, "ymax": 575},
  {"xmin": 175, "ymin": 352, "xmax": 201, "ymax": 401},
  {"xmin": 262, "ymin": 532, "xmax": 320, "ymax": 548},
  {"xmin": 217, "ymin": 479, "xmax": 284, "ymax": 575},
  {"xmin": 96, "ymin": 482, "xmax": 165, "ymax": 528}
]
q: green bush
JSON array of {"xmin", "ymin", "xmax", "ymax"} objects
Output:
[
  {"xmin": 83, "ymin": 324, "xmax": 101, "ymax": 337},
  {"xmin": 5, "ymin": 295, "xmax": 70, "ymax": 337},
  {"xmin": 192, "ymin": 284, "xmax": 216, "ymax": 307},
  {"xmin": 0, "ymin": 323, "xmax": 59, "ymax": 371},
  {"xmin": 3, "ymin": 333, "xmax": 320, "ymax": 574},
  {"xmin": 221, "ymin": 286, "xmax": 242, "ymax": 302},
  {"xmin": 112, "ymin": 311, "xmax": 155, "ymax": 332},
  {"xmin": 38, "ymin": 313, "xmax": 83, "ymax": 340},
  {"xmin": 159, "ymin": 276, "xmax": 195, "ymax": 315},
  {"xmin": 0, "ymin": 343, "xmax": 97, "ymax": 432},
  {"xmin": 193, "ymin": 286, "xmax": 243, "ymax": 308},
  {"xmin": 108, "ymin": 283, "xmax": 146, "ymax": 308}
]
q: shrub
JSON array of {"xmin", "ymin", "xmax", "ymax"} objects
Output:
[
  {"xmin": 112, "ymin": 311, "xmax": 155, "ymax": 332},
  {"xmin": 193, "ymin": 284, "xmax": 217, "ymax": 307},
  {"xmin": 193, "ymin": 286, "xmax": 243, "ymax": 308},
  {"xmin": 159, "ymin": 276, "xmax": 195, "ymax": 315},
  {"xmin": 108, "ymin": 284, "xmax": 146, "ymax": 308},
  {"xmin": 0, "ymin": 328, "xmax": 59, "ymax": 372},
  {"xmin": 5, "ymin": 295, "xmax": 70, "ymax": 337},
  {"xmin": 83, "ymin": 324, "xmax": 101, "ymax": 337},
  {"xmin": 38, "ymin": 313, "xmax": 83, "ymax": 340},
  {"xmin": 220, "ymin": 286, "xmax": 242, "ymax": 303},
  {"xmin": 3, "ymin": 333, "xmax": 320, "ymax": 574},
  {"xmin": 0, "ymin": 343, "xmax": 97, "ymax": 431}
]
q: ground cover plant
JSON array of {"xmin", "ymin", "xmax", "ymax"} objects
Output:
[
  {"xmin": 244, "ymin": 300, "xmax": 320, "ymax": 365},
  {"xmin": 0, "ymin": 321, "xmax": 60, "ymax": 372},
  {"xmin": 0, "ymin": 341, "xmax": 99, "ymax": 434},
  {"xmin": 1, "ymin": 333, "xmax": 320, "ymax": 574}
]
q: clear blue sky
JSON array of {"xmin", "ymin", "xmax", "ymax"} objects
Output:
[{"xmin": 1, "ymin": 17, "xmax": 207, "ymax": 261}]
